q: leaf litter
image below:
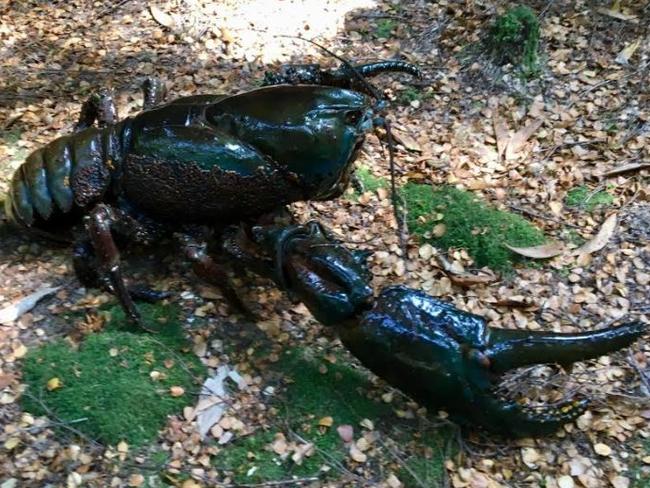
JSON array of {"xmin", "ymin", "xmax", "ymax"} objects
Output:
[{"xmin": 0, "ymin": 0, "xmax": 648, "ymax": 487}]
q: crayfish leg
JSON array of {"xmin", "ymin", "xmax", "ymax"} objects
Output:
[
  {"xmin": 141, "ymin": 77, "xmax": 167, "ymax": 110},
  {"xmin": 175, "ymin": 232, "xmax": 253, "ymax": 319},
  {"xmin": 74, "ymin": 89, "xmax": 118, "ymax": 132},
  {"xmin": 83, "ymin": 204, "xmax": 168, "ymax": 332}
]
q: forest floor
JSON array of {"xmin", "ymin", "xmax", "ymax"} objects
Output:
[{"xmin": 0, "ymin": 0, "xmax": 649, "ymax": 487}]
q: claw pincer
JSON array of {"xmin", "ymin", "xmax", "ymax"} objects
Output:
[
  {"xmin": 229, "ymin": 222, "xmax": 646, "ymax": 436},
  {"xmin": 341, "ymin": 287, "xmax": 645, "ymax": 436}
]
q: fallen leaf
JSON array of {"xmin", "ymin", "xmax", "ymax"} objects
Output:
[
  {"xmin": 169, "ymin": 386, "xmax": 185, "ymax": 397},
  {"xmin": 505, "ymin": 119, "xmax": 543, "ymax": 160},
  {"xmin": 505, "ymin": 242, "xmax": 565, "ymax": 258},
  {"xmin": 318, "ymin": 416, "xmax": 333, "ymax": 427},
  {"xmin": 0, "ymin": 374, "xmax": 14, "ymax": 390},
  {"xmin": 0, "ymin": 286, "xmax": 61, "ymax": 324},
  {"xmin": 391, "ymin": 128, "xmax": 422, "ymax": 152},
  {"xmin": 596, "ymin": 7, "xmax": 638, "ymax": 22},
  {"xmin": 493, "ymin": 111, "xmax": 510, "ymax": 158},
  {"xmin": 350, "ymin": 444, "xmax": 367, "ymax": 463},
  {"xmin": 594, "ymin": 442, "xmax": 612, "ymax": 456},
  {"xmin": 47, "ymin": 377, "xmax": 63, "ymax": 391},
  {"xmin": 149, "ymin": 5, "xmax": 175, "ymax": 28},
  {"xmin": 572, "ymin": 214, "xmax": 617, "ymax": 256},
  {"xmin": 558, "ymin": 475, "xmax": 575, "ymax": 488},
  {"xmin": 448, "ymin": 273, "xmax": 497, "ymax": 287},
  {"xmin": 337, "ymin": 424, "xmax": 354, "ymax": 443},
  {"xmin": 616, "ymin": 38, "xmax": 641, "ymax": 65}
]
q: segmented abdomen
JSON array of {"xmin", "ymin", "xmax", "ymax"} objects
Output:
[{"xmin": 5, "ymin": 125, "xmax": 122, "ymax": 230}]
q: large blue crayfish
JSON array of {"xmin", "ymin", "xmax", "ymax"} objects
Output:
[
  {"xmin": 4, "ymin": 59, "xmax": 646, "ymax": 437},
  {"xmin": 5, "ymin": 60, "xmax": 419, "ymax": 325}
]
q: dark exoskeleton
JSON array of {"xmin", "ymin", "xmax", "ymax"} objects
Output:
[
  {"xmin": 221, "ymin": 219, "xmax": 646, "ymax": 437},
  {"xmin": 5, "ymin": 60, "xmax": 420, "ymax": 326},
  {"xmin": 4, "ymin": 59, "xmax": 646, "ymax": 436}
]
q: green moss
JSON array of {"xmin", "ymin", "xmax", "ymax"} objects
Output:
[
  {"xmin": 565, "ymin": 185, "xmax": 614, "ymax": 211},
  {"xmin": 375, "ymin": 19, "xmax": 396, "ymax": 38},
  {"xmin": 356, "ymin": 166, "xmax": 387, "ymax": 193},
  {"xmin": 22, "ymin": 304, "xmax": 205, "ymax": 446},
  {"xmin": 484, "ymin": 5, "xmax": 540, "ymax": 77},
  {"xmin": 401, "ymin": 183, "xmax": 546, "ymax": 271},
  {"xmin": 214, "ymin": 348, "xmax": 391, "ymax": 483}
]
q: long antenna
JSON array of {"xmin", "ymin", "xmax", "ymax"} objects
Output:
[
  {"xmin": 278, "ymin": 35, "xmax": 408, "ymax": 254},
  {"xmin": 277, "ymin": 35, "xmax": 384, "ymax": 101}
]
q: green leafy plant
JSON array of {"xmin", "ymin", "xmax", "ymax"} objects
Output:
[
  {"xmin": 401, "ymin": 183, "xmax": 546, "ymax": 271},
  {"xmin": 375, "ymin": 19, "xmax": 396, "ymax": 38},
  {"xmin": 565, "ymin": 186, "xmax": 614, "ymax": 211},
  {"xmin": 484, "ymin": 5, "xmax": 540, "ymax": 77}
]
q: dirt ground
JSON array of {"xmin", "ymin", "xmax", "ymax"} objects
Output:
[{"xmin": 0, "ymin": 0, "xmax": 649, "ymax": 487}]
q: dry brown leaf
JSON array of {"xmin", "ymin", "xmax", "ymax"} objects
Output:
[
  {"xmin": 0, "ymin": 374, "xmax": 14, "ymax": 390},
  {"xmin": 596, "ymin": 7, "xmax": 638, "ymax": 23},
  {"xmin": 505, "ymin": 242, "xmax": 565, "ymax": 259},
  {"xmin": 603, "ymin": 162, "xmax": 650, "ymax": 177},
  {"xmin": 493, "ymin": 112, "xmax": 510, "ymax": 158},
  {"xmin": 318, "ymin": 416, "xmax": 333, "ymax": 427},
  {"xmin": 391, "ymin": 129, "xmax": 422, "ymax": 152},
  {"xmin": 449, "ymin": 273, "xmax": 497, "ymax": 287},
  {"xmin": 149, "ymin": 5, "xmax": 176, "ymax": 28},
  {"xmin": 505, "ymin": 119, "xmax": 544, "ymax": 160},
  {"xmin": 572, "ymin": 214, "xmax": 617, "ymax": 256},
  {"xmin": 594, "ymin": 442, "xmax": 612, "ymax": 456},
  {"xmin": 616, "ymin": 38, "xmax": 641, "ymax": 65}
]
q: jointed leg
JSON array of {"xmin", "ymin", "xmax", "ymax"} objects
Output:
[
  {"xmin": 74, "ymin": 88, "xmax": 118, "ymax": 132},
  {"xmin": 176, "ymin": 232, "xmax": 251, "ymax": 316},
  {"xmin": 142, "ymin": 77, "xmax": 167, "ymax": 110},
  {"xmin": 79, "ymin": 204, "xmax": 167, "ymax": 330}
]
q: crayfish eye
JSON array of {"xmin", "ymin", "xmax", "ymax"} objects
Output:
[{"xmin": 345, "ymin": 110, "xmax": 363, "ymax": 125}]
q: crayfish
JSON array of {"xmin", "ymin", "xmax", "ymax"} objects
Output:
[{"xmin": 4, "ymin": 58, "xmax": 645, "ymax": 436}]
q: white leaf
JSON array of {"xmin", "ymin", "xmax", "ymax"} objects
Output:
[
  {"xmin": 196, "ymin": 366, "xmax": 230, "ymax": 440},
  {"xmin": 573, "ymin": 214, "xmax": 618, "ymax": 256},
  {"xmin": 0, "ymin": 286, "xmax": 60, "ymax": 325},
  {"xmin": 505, "ymin": 242, "xmax": 565, "ymax": 259}
]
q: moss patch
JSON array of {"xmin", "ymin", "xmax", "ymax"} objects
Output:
[
  {"xmin": 401, "ymin": 183, "xmax": 546, "ymax": 271},
  {"xmin": 565, "ymin": 185, "xmax": 614, "ymax": 211},
  {"xmin": 375, "ymin": 19, "xmax": 396, "ymax": 39},
  {"xmin": 215, "ymin": 348, "xmax": 389, "ymax": 482},
  {"xmin": 22, "ymin": 303, "xmax": 204, "ymax": 446},
  {"xmin": 214, "ymin": 348, "xmax": 411, "ymax": 484},
  {"xmin": 356, "ymin": 166, "xmax": 387, "ymax": 193},
  {"xmin": 484, "ymin": 5, "xmax": 540, "ymax": 77}
]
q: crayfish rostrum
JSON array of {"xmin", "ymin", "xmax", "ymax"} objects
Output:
[{"xmin": 4, "ymin": 59, "xmax": 646, "ymax": 437}]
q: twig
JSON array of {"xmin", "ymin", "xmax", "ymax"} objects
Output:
[
  {"xmin": 377, "ymin": 436, "xmax": 429, "ymax": 488},
  {"xmin": 507, "ymin": 204, "xmax": 581, "ymax": 229},
  {"xmin": 564, "ymin": 79, "xmax": 618, "ymax": 109},
  {"xmin": 538, "ymin": 0, "xmax": 558, "ymax": 18},
  {"xmin": 96, "ymin": 0, "xmax": 131, "ymax": 18},
  {"xmin": 627, "ymin": 350, "xmax": 650, "ymax": 397},
  {"xmin": 23, "ymin": 391, "xmax": 103, "ymax": 448},
  {"xmin": 222, "ymin": 476, "xmax": 320, "ymax": 487}
]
